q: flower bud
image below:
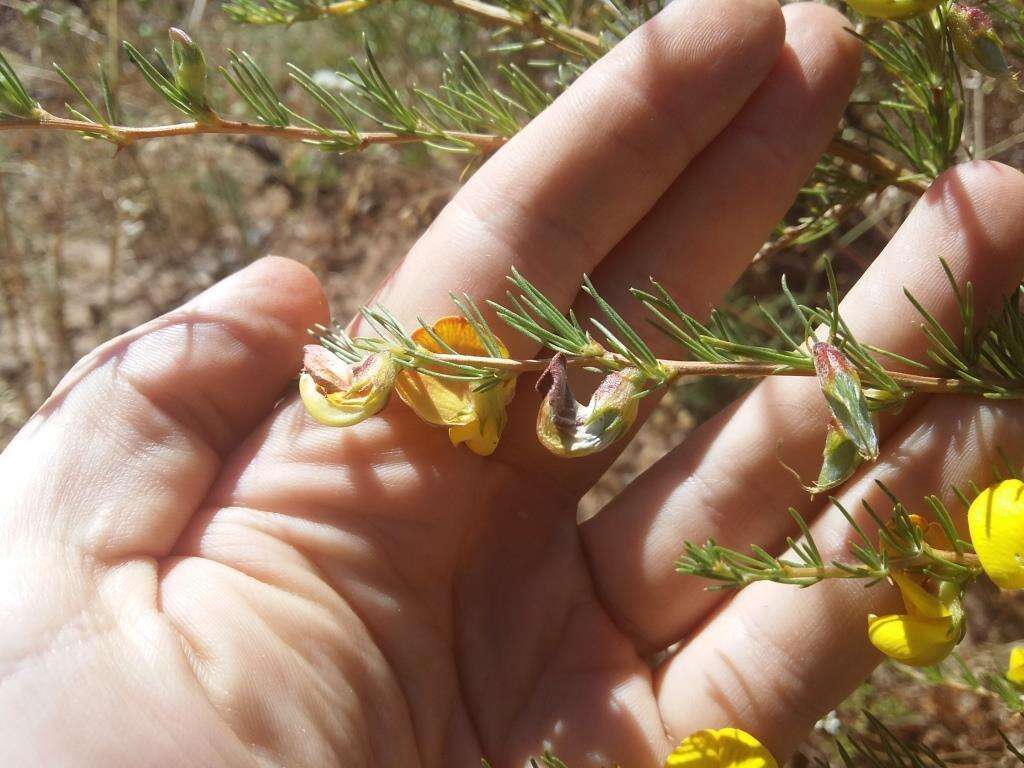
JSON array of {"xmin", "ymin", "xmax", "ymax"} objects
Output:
[
  {"xmin": 968, "ymin": 478, "xmax": 1024, "ymax": 589},
  {"xmin": 664, "ymin": 727, "xmax": 778, "ymax": 768},
  {"xmin": 169, "ymin": 28, "xmax": 210, "ymax": 113},
  {"xmin": 948, "ymin": 4, "xmax": 1010, "ymax": 77},
  {"xmin": 813, "ymin": 342, "xmax": 879, "ymax": 461},
  {"xmin": 299, "ymin": 344, "xmax": 396, "ymax": 427},
  {"xmin": 844, "ymin": 0, "xmax": 940, "ymax": 20},
  {"xmin": 535, "ymin": 354, "xmax": 642, "ymax": 458}
]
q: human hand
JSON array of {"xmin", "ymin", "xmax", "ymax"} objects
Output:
[{"xmin": 4, "ymin": 1, "xmax": 1024, "ymax": 766}]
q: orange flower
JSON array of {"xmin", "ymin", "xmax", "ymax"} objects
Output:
[{"xmin": 395, "ymin": 316, "xmax": 516, "ymax": 456}]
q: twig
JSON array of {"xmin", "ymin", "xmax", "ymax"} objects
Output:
[
  {"xmin": 828, "ymin": 137, "xmax": 930, "ymax": 196},
  {"xmin": 755, "ymin": 199, "xmax": 860, "ymax": 263},
  {"xmin": 428, "ymin": 352, "xmax": 998, "ymax": 396},
  {"xmin": 763, "ymin": 547, "xmax": 980, "ymax": 583},
  {"xmin": 0, "ymin": 112, "xmax": 508, "ymax": 152},
  {"xmin": 1, "ymin": 116, "xmax": 932, "ymax": 205}
]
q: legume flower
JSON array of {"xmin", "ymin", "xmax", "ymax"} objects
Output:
[
  {"xmin": 664, "ymin": 728, "xmax": 778, "ymax": 768},
  {"xmin": 395, "ymin": 316, "xmax": 516, "ymax": 456}
]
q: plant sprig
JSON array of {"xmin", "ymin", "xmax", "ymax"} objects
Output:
[
  {"xmin": 306, "ymin": 255, "xmax": 1024, "ymax": 411},
  {"xmin": 674, "ymin": 484, "xmax": 978, "ymax": 591}
]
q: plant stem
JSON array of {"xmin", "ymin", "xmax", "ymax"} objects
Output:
[
  {"xmin": 755, "ymin": 199, "xmax": 861, "ymax": 262},
  {"xmin": 768, "ymin": 547, "xmax": 980, "ymax": 583},
  {"xmin": 4, "ymin": 118, "xmax": 925, "ymax": 201},
  {"xmin": 2, "ymin": 112, "xmax": 507, "ymax": 152},
  {"xmin": 429, "ymin": 352, "xmax": 997, "ymax": 396},
  {"xmin": 828, "ymin": 137, "xmax": 929, "ymax": 196}
]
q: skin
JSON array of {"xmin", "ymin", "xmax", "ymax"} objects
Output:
[{"xmin": 3, "ymin": 1, "xmax": 1024, "ymax": 765}]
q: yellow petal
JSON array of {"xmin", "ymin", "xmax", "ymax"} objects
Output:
[
  {"xmin": 448, "ymin": 388, "xmax": 508, "ymax": 456},
  {"xmin": 665, "ymin": 728, "xmax": 778, "ymax": 768},
  {"xmin": 394, "ymin": 370, "xmax": 475, "ymax": 427},
  {"xmin": 450, "ymin": 415, "xmax": 498, "ymax": 456},
  {"xmin": 844, "ymin": 0, "xmax": 940, "ymax": 19},
  {"xmin": 968, "ymin": 479, "xmax": 1024, "ymax": 590},
  {"xmin": 1007, "ymin": 646, "xmax": 1024, "ymax": 686},
  {"xmin": 891, "ymin": 572, "xmax": 950, "ymax": 620},
  {"xmin": 398, "ymin": 317, "xmax": 515, "ymax": 453},
  {"xmin": 299, "ymin": 372, "xmax": 384, "ymax": 427},
  {"xmin": 867, "ymin": 612, "xmax": 956, "ymax": 667}
]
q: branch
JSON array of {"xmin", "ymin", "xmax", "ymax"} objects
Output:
[
  {"xmin": 428, "ymin": 352, "xmax": 997, "ymax": 396},
  {"xmin": 759, "ymin": 547, "xmax": 980, "ymax": 584},
  {"xmin": 12, "ymin": 114, "xmax": 925, "ymax": 199},
  {"xmin": 0, "ymin": 111, "xmax": 508, "ymax": 152},
  {"xmin": 828, "ymin": 137, "xmax": 930, "ymax": 196}
]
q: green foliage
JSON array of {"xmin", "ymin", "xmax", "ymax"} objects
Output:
[
  {"xmin": 221, "ymin": 49, "xmax": 292, "ymax": 127},
  {"xmin": 491, "ymin": 267, "xmax": 595, "ymax": 357},
  {"xmin": 852, "ymin": 9, "xmax": 965, "ymax": 178},
  {"xmin": 0, "ymin": 50, "xmax": 38, "ymax": 120},
  {"xmin": 123, "ymin": 30, "xmax": 215, "ymax": 120},
  {"xmin": 905, "ymin": 259, "xmax": 1024, "ymax": 398},
  {"xmin": 675, "ymin": 482, "xmax": 974, "ymax": 589},
  {"xmin": 52, "ymin": 62, "xmax": 117, "ymax": 133}
]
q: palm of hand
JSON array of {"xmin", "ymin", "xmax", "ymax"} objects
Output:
[{"xmin": 5, "ymin": 1, "xmax": 1024, "ymax": 767}]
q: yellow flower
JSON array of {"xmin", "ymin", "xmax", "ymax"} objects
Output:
[
  {"xmin": 867, "ymin": 572, "xmax": 959, "ymax": 667},
  {"xmin": 968, "ymin": 479, "xmax": 1024, "ymax": 589},
  {"xmin": 394, "ymin": 316, "xmax": 516, "ymax": 456},
  {"xmin": 299, "ymin": 345, "xmax": 397, "ymax": 427},
  {"xmin": 844, "ymin": 0, "xmax": 940, "ymax": 19},
  {"xmin": 1007, "ymin": 647, "xmax": 1024, "ymax": 687},
  {"xmin": 664, "ymin": 728, "xmax": 778, "ymax": 768}
]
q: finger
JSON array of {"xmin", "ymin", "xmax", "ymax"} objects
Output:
[
  {"xmin": 580, "ymin": 2, "xmax": 861, "ymax": 352},
  {"xmin": 583, "ymin": 161, "xmax": 1024, "ymax": 649},
  {"xmin": 368, "ymin": 0, "xmax": 785, "ymax": 356},
  {"xmin": 499, "ymin": 1, "xmax": 860, "ymax": 491},
  {"xmin": 0, "ymin": 257, "xmax": 327, "ymax": 560},
  {"xmin": 654, "ymin": 394, "xmax": 1024, "ymax": 759}
]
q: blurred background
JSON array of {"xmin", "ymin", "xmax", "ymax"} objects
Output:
[{"xmin": 2, "ymin": 1, "xmax": 1024, "ymax": 763}]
